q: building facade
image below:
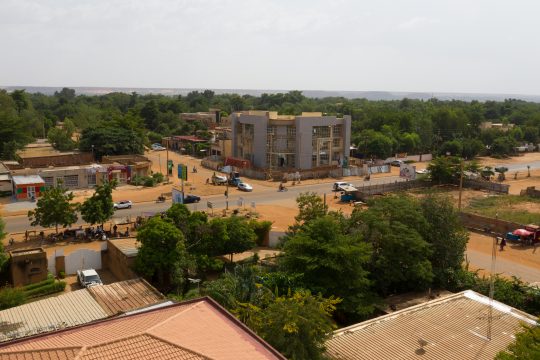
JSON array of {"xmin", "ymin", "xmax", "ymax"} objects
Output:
[{"xmin": 231, "ymin": 111, "xmax": 351, "ymax": 170}]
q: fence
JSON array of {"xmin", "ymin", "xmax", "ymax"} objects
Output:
[
  {"xmin": 353, "ymin": 179, "xmax": 431, "ymax": 200},
  {"xmin": 459, "ymin": 212, "xmax": 522, "ymax": 235},
  {"xmin": 461, "ymin": 179, "xmax": 509, "ymax": 194},
  {"xmin": 520, "ymin": 186, "xmax": 540, "ymax": 198}
]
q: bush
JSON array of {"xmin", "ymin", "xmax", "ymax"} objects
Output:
[
  {"xmin": 58, "ymin": 271, "xmax": 66, "ymax": 279},
  {"xmin": 131, "ymin": 175, "xmax": 144, "ymax": 186},
  {"xmin": 152, "ymin": 172, "xmax": 164, "ymax": 183},
  {"xmin": 0, "ymin": 287, "xmax": 26, "ymax": 310},
  {"xmin": 22, "ymin": 274, "xmax": 54, "ymax": 291},
  {"xmin": 249, "ymin": 220, "xmax": 273, "ymax": 247},
  {"xmin": 143, "ymin": 176, "xmax": 156, "ymax": 187},
  {"xmin": 23, "ymin": 281, "xmax": 66, "ymax": 299}
]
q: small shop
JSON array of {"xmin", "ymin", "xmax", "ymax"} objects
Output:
[{"xmin": 12, "ymin": 175, "xmax": 46, "ymax": 201}]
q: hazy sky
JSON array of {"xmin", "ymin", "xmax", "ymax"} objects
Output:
[{"xmin": 1, "ymin": 0, "xmax": 539, "ymax": 94}]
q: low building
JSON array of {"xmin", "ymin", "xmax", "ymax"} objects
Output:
[
  {"xmin": 325, "ymin": 290, "xmax": 537, "ymax": 360},
  {"xmin": 10, "ymin": 164, "xmax": 103, "ymax": 189},
  {"xmin": 11, "ymin": 175, "xmax": 45, "ymax": 200},
  {"xmin": 163, "ymin": 135, "xmax": 208, "ymax": 156},
  {"xmin": 9, "ymin": 248, "xmax": 48, "ymax": 286},
  {"xmin": 210, "ymin": 127, "xmax": 233, "ymax": 157},
  {"xmin": 0, "ymin": 162, "xmax": 12, "ymax": 195},
  {"xmin": 0, "ymin": 278, "xmax": 167, "ymax": 343},
  {"xmin": 0, "ymin": 297, "xmax": 286, "ymax": 359},
  {"xmin": 479, "ymin": 121, "xmax": 515, "ymax": 132},
  {"xmin": 101, "ymin": 155, "xmax": 152, "ymax": 184},
  {"xmin": 103, "ymin": 238, "xmax": 139, "ymax": 281},
  {"xmin": 180, "ymin": 109, "xmax": 223, "ymax": 129}
]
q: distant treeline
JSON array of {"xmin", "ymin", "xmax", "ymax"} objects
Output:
[{"xmin": 1, "ymin": 88, "xmax": 539, "ymax": 160}]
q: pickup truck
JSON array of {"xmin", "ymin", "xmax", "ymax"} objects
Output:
[{"xmin": 77, "ymin": 269, "xmax": 103, "ymax": 288}]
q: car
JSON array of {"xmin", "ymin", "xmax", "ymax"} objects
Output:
[
  {"xmin": 77, "ymin": 269, "xmax": 103, "ymax": 288},
  {"xmin": 333, "ymin": 182, "xmax": 353, "ymax": 191},
  {"xmin": 416, "ymin": 169, "xmax": 430, "ymax": 175},
  {"xmin": 212, "ymin": 175, "xmax": 228, "ymax": 185},
  {"xmin": 389, "ymin": 160, "xmax": 404, "ymax": 167},
  {"xmin": 151, "ymin": 143, "xmax": 166, "ymax": 151},
  {"xmin": 114, "ymin": 200, "xmax": 133, "ymax": 209},
  {"xmin": 237, "ymin": 182, "xmax": 253, "ymax": 192},
  {"xmin": 183, "ymin": 194, "xmax": 201, "ymax": 204}
]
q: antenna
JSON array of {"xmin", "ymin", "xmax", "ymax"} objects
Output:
[{"xmin": 487, "ymin": 213, "xmax": 499, "ymax": 340}]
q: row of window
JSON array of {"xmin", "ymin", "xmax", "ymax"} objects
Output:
[{"xmin": 40, "ymin": 174, "xmax": 97, "ymax": 188}]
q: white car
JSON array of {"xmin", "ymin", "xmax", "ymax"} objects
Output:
[
  {"xmin": 151, "ymin": 143, "xmax": 166, "ymax": 151},
  {"xmin": 114, "ymin": 200, "xmax": 133, "ymax": 209},
  {"xmin": 237, "ymin": 182, "xmax": 253, "ymax": 192},
  {"xmin": 333, "ymin": 182, "xmax": 353, "ymax": 191},
  {"xmin": 416, "ymin": 169, "xmax": 430, "ymax": 175},
  {"xmin": 77, "ymin": 269, "xmax": 103, "ymax": 288}
]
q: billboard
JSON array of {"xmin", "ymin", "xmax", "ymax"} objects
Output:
[
  {"xmin": 172, "ymin": 187, "xmax": 183, "ymax": 204},
  {"xmin": 399, "ymin": 163, "xmax": 416, "ymax": 180}
]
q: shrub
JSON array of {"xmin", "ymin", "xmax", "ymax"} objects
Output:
[
  {"xmin": 152, "ymin": 172, "xmax": 164, "ymax": 183},
  {"xmin": 24, "ymin": 281, "xmax": 66, "ymax": 299},
  {"xmin": 0, "ymin": 287, "xmax": 26, "ymax": 310},
  {"xmin": 131, "ymin": 175, "xmax": 144, "ymax": 186},
  {"xmin": 58, "ymin": 271, "xmax": 66, "ymax": 279},
  {"xmin": 22, "ymin": 274, "xmax": 54, "ymax": 291},
  {"xmin": 143, "ymin": 176, "xmax": 156, "ymax": 187},
  {"xmin": 250, "ymin": 220, "xmax": 273, "ymax": 247}
]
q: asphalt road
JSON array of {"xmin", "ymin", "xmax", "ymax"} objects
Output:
[
  {"xmin": 490, "ymin": 160, "xmax": 540, "ymax": 172},
  {"xmin": 4, "ymin": 175, "xmax": 404, "ymax": 234}
]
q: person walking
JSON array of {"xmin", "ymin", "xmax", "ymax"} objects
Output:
[{"xmin": 499, "ymin": 238, "xmax": 507, "ymax": 251}]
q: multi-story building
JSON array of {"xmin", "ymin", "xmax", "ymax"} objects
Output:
[{"xmin": 231, "ymin": 111, "xmax": 351, "ymax": 170}]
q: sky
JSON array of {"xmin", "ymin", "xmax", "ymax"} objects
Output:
[{"xmin": 1, "ymin": 0, "xmax": 540, "ymax": 94}]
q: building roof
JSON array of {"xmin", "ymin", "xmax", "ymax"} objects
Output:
[
  {"xmin": 87, "ymin": 278, "xmax": 165, "ymax": 316},
  {"xmin": 325, "ymin": 290, "xmax": 537, "ymax": 360},
  {"xmin": 0, "ymin": 289, "xmax": 107, "ymax": 343},
  {"xmin": 171, "ymin": 135, "xmax": 207, "ymax": 142},
  {"xmin": 0, "ymin": 297, "xmax": 286, "ymax": 360},
  {"xmin": 0, "ymin": 279, "xmax": 165, "ymax": 343},
  {"xmin": 11, "ymin": 175, "xmax": 45, "ymax": 185},
  {"xmin": 109, "ymin": 238, "xmax": 139, "ymax": 257}
]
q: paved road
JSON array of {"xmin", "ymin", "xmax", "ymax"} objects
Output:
[
  {"xmin": 466, "ymin": 249, "xmax": 540, "ymax": 283},
  {"xmin": 491, "ymin": 160, "xmax": 540, "ymax": 172},
  {"xmin": 3, "ymin": 175, "xmax": 404, "ymax": 233}
]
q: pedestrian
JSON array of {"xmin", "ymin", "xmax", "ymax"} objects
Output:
[
  {"xmin": 113, "ymin": 224, "xmax": 118, "ymax": 235},
  {"xmin": 206, "ymin": 178, "xmax": 209, "ymax": 184},
  {"xmin": 499, "ymin": 238, "xmax": 507, "ymax": 251},
  {"xmin": 9, "ymin": 238, "xmax": 14, "ymax": 246}
]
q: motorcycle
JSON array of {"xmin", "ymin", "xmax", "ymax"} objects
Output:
[{"xmin": 156, "ymin": 195, "xmax": 166, "ymax": 203}]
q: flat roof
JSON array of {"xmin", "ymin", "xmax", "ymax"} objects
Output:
[
  {"xmin": 325, "ymin": 290, "xmax": 537, "ymax": 360},
  {"xmin": 11, "ymin": 175, "xmax": 45, "ymax": 185},
  {"xmin": 109, "ymin": 238, "xmax": 139, "ymax": 257}
]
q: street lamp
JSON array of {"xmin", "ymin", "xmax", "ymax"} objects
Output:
[{"xmin": 91, "ymin": 145, "xmax": 95, "ymax": 160}]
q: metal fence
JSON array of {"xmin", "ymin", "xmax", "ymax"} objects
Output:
[{"xmin": 461, "ymin": 179, "xmax": 509, "ymax": 194}]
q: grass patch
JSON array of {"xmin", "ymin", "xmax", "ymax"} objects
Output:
[{"xmin": 466, "ymin": 195, "xmax": 540, "ymax": 224}]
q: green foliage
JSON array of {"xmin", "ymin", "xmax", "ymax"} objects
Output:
[
  {"xmin": 427, "ymin": 156, "xmax": 461, "ymax": 184},
  {"xmin": 23, "ymin": 280, "xmax": 66, "ymax": 299},
  {"xmin": 152, "ymin": 172, "xmax": 164, "ymax": 183},
  {"xmin": 466, "ymin": 195, "xmax": 540, "ymax": 224},
  {"xmin": 293, "ymin": 192, "xmax": 328, "ymax": 226},
  {"xmin": 47, "ymin": 119, "xmax": 76, "ymax": 151},
  {"xmin": 280, "ymin": 216, "xmax": 375, "ymax": 317},
  {"xmin": 222, "ymin": 216, "xmax": 257, "ymax": 261},
  {"xmin": 80, "ymin": 181, "xmax": 116, "ymax": 225},
  {"xmin": 135, "ymin": 216, "xmax": 188, "ymax": 290},
  {"xmin": 495, "ymin": 321, "xmax": 540, "ymax": 360},
  {"xmin": 0, "ymin": 217, "xmax": 7, "ymax": 271},
  {"xmin": 249, "ymin": 220, "xmax": 273, "ymax": 246},
  {"xmin": 21, "ymin": 274, "xmax": 54, "ymax": 291},
  {"xmin": 27, "ymin": 182, "xmax": 78, "ymax": 234},
  {"xmin": 0, "ymin": 287, "xmax": 26, "ymax": 310},
  {"xmin": 79, "ymin": 125, "xmax": 145, "ymax": 160}
]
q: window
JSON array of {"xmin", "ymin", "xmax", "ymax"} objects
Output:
[
  {"xmin": 63, "ymin": 175, "xmax": 79, "ymax": 188},
  {"xmin": 333, "ymin": 125, "xmax": 342, "ymax": 137},
  {"xmin": 118, "ymin": 172, "xmax": 127, "ymax": 184},
  {"xmin": 88, "ymin": 173, "xmax": 97, "ymax": 186},
  {"xmin": 42, "ymin": 177, "xmax": 54, "ymax": 187},
  {"xmin": 287, "ymin": 126, "xmax": 296, "ymax": 137},
  {"xmin": 313, "ymin": 126, "xmax": 330, "ymax": 138},
  {"xmin": 333, "ymin": 138, "xmax": 341, "ymax": 148}
]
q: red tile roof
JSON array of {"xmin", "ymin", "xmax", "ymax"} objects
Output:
[{"xmin": 0, "ymin": 297, "xmax": 284, "ymax": 360}]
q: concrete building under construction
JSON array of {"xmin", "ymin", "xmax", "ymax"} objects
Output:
[{"xmin": 231, "ymin": 111, "xmax": 351, "ymax": 170}]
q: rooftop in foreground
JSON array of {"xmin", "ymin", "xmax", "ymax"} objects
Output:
[
  {"xmin": 325, "ymin": 290, "xmax": 537, "ymax": 360},
  {"xmin": 0, "ymin": 297, "xmax": 285, "ymax": 360}
]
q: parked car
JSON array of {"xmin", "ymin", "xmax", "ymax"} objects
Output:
[
  {"xmin": 238, "ymin": 182, "xmax": 253, "ymax": 192},
  {"xmin": 77, "ymin": 269, "xmax": 103, "ymax": 288},
  {"xmin": 416, "ymin": 169, "xmax": 430, "ymax": 175},
  {"xmin": 212, "ymin": 175, "xmax": 228, "ymax": 185},
  {"xmin": 389, "ymin": 160, "xmax": 404, "ymax": 167},
  {"xmin": 151, "ymin": 143, "xmax": 166, "ymax": 151},
  {"xmin": 114, "ymin": 200, "xmax": 133, "ymax": 209},
  {"xmin": 183, "ymin": 194, "xmax": 201, "ymax": 204},
  {"xmin": 333, "ymin": 182, "xmax": 354, "ymax": 191}
]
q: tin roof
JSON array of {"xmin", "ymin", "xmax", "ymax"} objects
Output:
[
  {"xmin": 11, "ymin": 175, "xmax": 45, "ymax": 185},
  {"xmin": 0, "ymin": 297, "xmax": 286, "ymax": 360},
  {"xmin": 87, "ymin": 278, "xmax": 165, "ymax": 316},
  {"xmin": 325, "ymin": 290, "xmax": 537, "ymax": 360},
  {"xmin": 0, "ymin": 289, "xmax": 107, "ymax": 343},
  {"xmin": 109, "ymin": 238, "xmax": 139, "ymax": 257}
]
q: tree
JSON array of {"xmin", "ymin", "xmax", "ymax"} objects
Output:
[
  {"xmin": 427, "ymin": 156, "xmax": 461, "ymax": 184},
  {"xmin": 80, "ymin": 181, "xmax": 116, "ymax": 226},
  {"xmin": 495, "ymin": 321, "xmax": 540, "ymax": 360},
  {"xmin": 27, "ymin": 182, "xmax": 78, "ymax": 234},
  {"xmin": 79, "ymin": 125, "xmax": 144, "ymax": 160},
  {"xmin": 280, "ymin": 216, "xmax": 375, "ymax": 317},
  {"xmin": 0, "ymin": 217, "xmax": 8, "ymax": 271},
  {"xmin": 135, "ymin": 216, "xmax": 188, "ymax": 290},
  {"xmin": 294, "ymin": 192, "xmax": 328, "ymax": 225},
  {"xmin": 10, "ymin": 90, "xmax": 29, "ymax": 115},
  {"xmin": 256, "ymin": 291, "xmax": 340, "ymax": 360},
  {"xmin": 222, "ymin": 216, "xmax": 257, "ymax": 262},
  {"xmin": 419, "ymin": 195, "xmax": 469, "ymax": 287}
]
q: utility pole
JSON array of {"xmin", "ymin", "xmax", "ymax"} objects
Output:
[
  {"xmin": 458, "ymin": 159, "xmax": 464, "ymax": 211},
  {"xmin": 487, "ymin": 218, "xmax": 498, "ymax": 340},
  {"xmin": 166, "ymin": 138, "xmax": 170, "ymax": 183}
]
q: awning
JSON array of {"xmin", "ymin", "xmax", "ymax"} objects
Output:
[{"xmin": 513, "ymin": 229, "xmax": 533, "ymax": 236}]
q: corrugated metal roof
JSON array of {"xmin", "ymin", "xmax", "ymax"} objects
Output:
[
  {"xmin": 109, "ymin": 238, "xmax": 139, "ymax": 257},
  {"xmin": 11, "ymin": 175, "xmax": 45, "ymax": 185},
  {"xmin": 325, "ymin": 290, "xmax": 537, "ymax": 360},
  {"xmin": 0, "ymin": 290, "xmax": 107, "ymax": 343},
  {"xmin": 87, "ymin": 279, "xmax": 165, "ymax": 316}
]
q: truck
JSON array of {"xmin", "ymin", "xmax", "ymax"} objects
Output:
[{"xmin": 77, "ymin": 269, "xmax": 103, "ymax": 288}]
